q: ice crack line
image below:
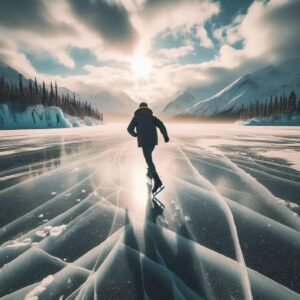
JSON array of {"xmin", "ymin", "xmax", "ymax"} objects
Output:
[{"xmin": 173, "ymin": 140, "xmax": 253, "ymax": 300}]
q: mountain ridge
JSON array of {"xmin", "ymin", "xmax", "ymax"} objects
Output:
[
  {"xmin": 163, "ymin": 57, "xmax": 300, "ymax": 118},
  {"xmin": 0, "ymin": 61, "xmax": 137, "ymax": 116}
]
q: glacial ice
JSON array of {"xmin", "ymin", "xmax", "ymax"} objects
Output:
[{"xmin": 0, "ymin": 104, "xmax": 101, "ymax": 129}]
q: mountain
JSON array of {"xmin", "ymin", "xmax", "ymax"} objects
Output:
[
  {"xmin": 0, "ymin": 61, "xmax": 137, "ymax": 116},
  {"xmin": 85, "ymin": 90, "xmax": 137, "ymax": 115},
  {"xmin": 161, "ymin": 83, "xmax": 227, "ymax": 116},
  {"xmin": 0, "ymin": 61, "xmax": 76, "ymax": 96},
  {"xmin": 185, "ymin": 58, "xmax": 300, "ymax": 117},
  {"xmin": 0, "ymin": 61, "xmax": 30, "ymax": 85},
  {"xmin": 161, "ymin": 58, "xmax": 300, "ymax": 118},
  {"xmin": 162, "ymin": 91, "xmax": 196, "ymax": 116}
]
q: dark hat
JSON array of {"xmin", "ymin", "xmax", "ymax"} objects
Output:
[{"xmin": 139, "ymin": 102, "xmax": 148, "ymax": 108}]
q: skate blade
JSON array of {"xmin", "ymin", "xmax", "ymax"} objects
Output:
[
  {"xmin": 152, "ymin": 197, "xmax": 165, "ymax": 209},
  {"xmin": 153, "ymin": 185, "xmax": 165, "ymax": 196}
]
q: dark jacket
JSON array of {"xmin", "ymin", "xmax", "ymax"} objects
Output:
[{"xmin": 127, "ymin": 107, "xmax": 168, "ymax": 147}]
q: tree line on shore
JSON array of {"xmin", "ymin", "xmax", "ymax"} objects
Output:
[
  {"xmin": 0, "ymin": 74, "xmax": 103, "ymax": 120},
  {"xmin": 240, "ymin": 91, "xmax": 300, "ymax": 119}
]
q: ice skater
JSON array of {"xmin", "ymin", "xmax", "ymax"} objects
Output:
[{"xmin": 127, "ymin": 102, "xmax": 169, "ymax": 195}]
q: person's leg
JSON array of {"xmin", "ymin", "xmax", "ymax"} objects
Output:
[
  {"xmin": 142, "ymin": 146, "xmax": 157, "ymax": 176},
  {"xmin": 142, "ymin": 146, "xmax": 163, "ymax": 194}
]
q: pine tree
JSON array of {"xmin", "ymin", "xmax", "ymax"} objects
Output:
[
  {"xmin": 297, "ymin": 98, "xmax": 300, "ymax": 114},
  {"xmin": 288, "ymin": 91, "xmax": 297, "ymax": 114},
  {"xmin": 279, "ymin": 95, "xmax": 283, "ymax": 114},
  {"xmin": 263, "ymin": 99, "xmax": 268, "ymax": 117},
  {"xmin": 268, "ymin": 97, "xmax": 273, "ymax": 116},
  {"xmin": 0, "ymin": 74, "xmax": 103, "ymax": 120},
  {"xmin": 42, "ymin": 81, "xmax": 47, "ymax": 106},
  {"xmin": 50, "ymin": 82, "xmax": 54, "ymax": 106},
  {"xmin": 19, "ymin": 73, "xmax": 24, "ymax": 97},
  {"xmin": 274, "ymin": 96, "xmax": 278, "ymax": 115},
  {"xmin": 55, "ymin": 82, "xmax": 58, "ymax": 105}
]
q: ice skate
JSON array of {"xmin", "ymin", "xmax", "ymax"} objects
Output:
[{"xmin": 152, "ymin": 173, "xmax": 165, "ymax": 196}]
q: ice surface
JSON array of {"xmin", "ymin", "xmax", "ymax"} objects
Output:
[
  {"xmin": 258, "ymin": 149, "xmax": 300, "ymax": 171},
  {"xmin": 0, "ymin": 124, "xmax": 299, "ymax": 299},
  {"xmin": 24, "ymin": 275, "xmax": 54, "ymax": 300}
]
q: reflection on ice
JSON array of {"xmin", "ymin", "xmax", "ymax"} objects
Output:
[
  {"xmin": 259, "ymin": 149, "xmax": 300, "ymax": 171},
  {"xmin": 0, "ymin": 124, "xmax": 299, "ymax": 299}
]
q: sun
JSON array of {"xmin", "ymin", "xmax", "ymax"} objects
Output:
[{"xmin": 131, "ymin": 56, "xmax": 152, "ymax": 80}]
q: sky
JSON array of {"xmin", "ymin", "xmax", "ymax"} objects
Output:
[{"xmin": 0, "ymin": 0, "xmax": 299, "ymax": 104}]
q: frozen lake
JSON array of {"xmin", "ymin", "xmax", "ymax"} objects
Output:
[{"xmin": 0, "ymin": 124, "xmax": 299, "ymax": 299}]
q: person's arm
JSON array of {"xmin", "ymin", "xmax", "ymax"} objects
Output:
[
  {"xmin": 127, "ymin": 117, "xmax": 138, "ymax": 137},
  {"xmin": 155, "ymin": 117, "xmax": 169, "ymax": 142}
]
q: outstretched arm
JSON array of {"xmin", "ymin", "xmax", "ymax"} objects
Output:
[
  {"xmin": 155, "ymin": 117, "xmax": 169, "ymax": 142},
  {"xmin": 127, "ymin": 117, "xmax": 137, "ymax": 137}
]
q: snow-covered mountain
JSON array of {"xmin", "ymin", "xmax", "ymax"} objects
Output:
[
  {"xmin": 85, "ymin": 90, "xmax": 137, "ymax": 115},
  {"xmin": 164, "ymin": 58, "xmax": 300, "ymax": 117},
  {"xmin": 185, "ymin": 58, "xmax": 300, "ymax": 117},
  {"xmin": 0, "ymin": 61, "xmax": 137, "ymax": 116},
  {"xmin": 161, "ymin": 83, "xmax": 227, "ymax": 116},
  {"xmin": 0, "ymin": 61, "xmax": 30, "ymax": 85},
  {"xmin": 162, "ymin": 91, "xmax": 196, "ymax": 116},
  {"xmin": 0, "ymin": 61, "xmax": 79, "ymax": 97}
]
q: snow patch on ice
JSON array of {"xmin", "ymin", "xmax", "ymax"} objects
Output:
[
  {"xmin": 35, "ymin": 230, "xmax": 47, "ymax": 238},
  {"xmin": 44, "ymin": 226, "xmax": 53, "ymax": 231},
  {"xmin": 65, "ymin": 114, "xmax": 101, "ymax": 127},
  {"xmin": 185, "ymin": 215, "xmax": 191, "ymax": 222},
  {"xmin": 288, "ymin": 202, "xmax": 299, "ymax": 209},
  {"xmin": 49, "ymin": 225, "xmax": 67, "ymax": 237},
  {"xmin": 5, "ymin": 238, "xmax": 32, "ymax": 248},
  {"xmin": 25, "ymin": 275, "xmax": 54, "ymax": 300}
]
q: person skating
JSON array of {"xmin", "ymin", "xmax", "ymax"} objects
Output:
[{"xmin": 127, "ymin": 102, "xmax": 169, "ymax": 195}]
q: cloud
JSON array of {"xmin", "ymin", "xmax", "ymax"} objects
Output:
[
  {"xmin": 0, "ymin": 0, "xmax": 298, "ymax": 106},
  {"xmin": 0, "ymin": 0, "xmax": 47, "ymax": 29},
  {"xmin": 213, "ymin": 15, "xmax": 244, "ymax": 46},
  {"xmin": 0, "ymin": 0, "xmax": 81, "ymax": 70},
  {"xmin": 0, "ymin": 0, "xmax": 136, "ymax": 71},
  {"xmin": 196, "ymin": 26, "xmax": 214, "ymax": 48},
  {"xmin": 0, "ymin": 0, "xmax": 75, "ymax": 36},
  {"xmin": 137, "ymin": 0, "xmax": 218, "ymax": 50},
  {"xmin": 128, "ymin": 0, "xmax": 220, "ymax": 54},
  {"xmin": 158, "ymin": 44, "xmax": 194, "ymax": 60},
  {"xmin": 240, "ymin": 0, "xmax": 300, "ymax": 61},
  {"xmin": 0, "ymin": 39, "xmax": 38, "ymax": 78},
  {"xmin": 184, "ymin": 0, "xmax": 300, "ymax": 103},
  {"xmin": 67, "ymin": 0, "xmax": 138, "ymax": 52},
  {"xmin": 214, "ymin": 0, "xmax": 300, "ymax": 63}
]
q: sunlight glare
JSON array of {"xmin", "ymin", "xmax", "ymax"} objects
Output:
[{"xmin": 131, "ymin": 56, "xmax": 152, "ymax": 80}]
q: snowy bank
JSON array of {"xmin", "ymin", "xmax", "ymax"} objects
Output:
[
  {"xmin": 65, "ymin": 114, "xmax": 101, "ymax": 128},
  {"xmin": 0, "ymin": 104, "xmax": 101, "ymax": 129},
  {"xmin": 239, "ymin": 114, "xmax": 300, "ymax": 126}
]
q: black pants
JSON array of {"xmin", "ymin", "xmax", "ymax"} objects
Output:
[{"xmin": 142, "ymin": 146, "xmax": 156, "ymax": 175}]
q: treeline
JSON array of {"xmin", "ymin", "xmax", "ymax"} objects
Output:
[
  {"xmin": 240, "ymin": 91, "xmax": 300, "ymax": 119},
  {"xmin": 0, "ymin": 74, "xmax": 103, "ymax": 120}
]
